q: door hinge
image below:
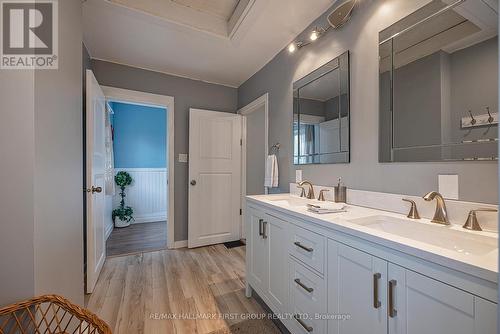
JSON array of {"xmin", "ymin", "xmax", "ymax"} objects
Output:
[{"xmin": 240, "ymin": 209, "xmax": 242, "ymax": 215}]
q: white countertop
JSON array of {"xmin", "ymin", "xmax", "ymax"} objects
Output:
[{"xmin": 247, "ymin": 194, "xmax": 499, "ymax": 283}]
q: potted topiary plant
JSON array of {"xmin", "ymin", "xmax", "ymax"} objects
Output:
[{"xmin": 112, "ymin": 171, "xmax": 134, "ymax": 228}]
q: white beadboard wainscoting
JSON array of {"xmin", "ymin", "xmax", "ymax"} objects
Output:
[{"xmin": 114, "ymin": 168, "xmax": 168, "ymax": 224}]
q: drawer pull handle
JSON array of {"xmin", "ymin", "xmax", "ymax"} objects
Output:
[
  {"xmin": 373, "ymin": 273, "xmax": 381, "ymax": 309},
  {"xmin": 294, "ymin": 241, "xmax": 313, "ymax": 252},
  {"xmin": 293, "ymin": 314, "xmax": 313, "ymax": 332},
  {"xmin": 294, "ymin": 278, "xmax": 314, "ymax": 293},
  {"xmin": 388, "ymin": 279, "xmax": 397, "ymax": 318}
]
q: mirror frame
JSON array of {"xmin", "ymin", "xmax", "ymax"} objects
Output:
[
  {"xmin": 293, "ymin": 51, "xmax": 351, "ymax": 165},
  {"xmin": 378, "ymin": 0, "xmax": 498, "ymax": 163}
]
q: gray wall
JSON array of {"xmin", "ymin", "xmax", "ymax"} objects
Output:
[
  {"xmin": 0, "ymin": 0, "xmax": 84, "ymax": 306},
  {"xmin": 33, "ymin": 0, "xmax": 84, "ymax": 304},
  {"xmin": 91, "ymin": 60, "xmax": 238, "ymax": 241},
  {"xmin": 245, "ymin": 106, "xmax": 266, "ymax": 195},
  {"xmin": 238, "ymin": 0, "xmax": 498, "ymax": 204},
  {"xmin": 0, "ymin": 71, "xmax": 35, "ymax": 306}
]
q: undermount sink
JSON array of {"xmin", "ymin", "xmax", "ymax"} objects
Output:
[
  {"xmin": 349, "ymin": 215, "xmax": 498, "ymax": 256},
  {"xmin": 267, "ymin": 196, "xmax": 311, "ymax": 207}
]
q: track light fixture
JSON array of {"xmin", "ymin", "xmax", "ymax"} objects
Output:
[
  {"xmin": 310, "ymin": 29, "xmax": 319, "ymax": 41},
  {"xmin": 287, "ymin": 0, "xmax": 358, "ymax": 54}
]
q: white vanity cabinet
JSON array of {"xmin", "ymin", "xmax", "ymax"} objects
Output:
[
  {"xmin": 327, "ymin": 240, "xmax": 388, "ymax": 334},
  {"xmin": 246, "ymin": 207, "xmax": 288, "ymax": 313},
  {"xmin": 245, "ymin": 201, "xmax": 498, "ymax": 334},
  {"xmin": 327, "ymin": 239, "xmax": 498, "ymax": 334},
  {"xmin": 388, "ymin": 264, "xmax": 497, "ymax": 334}
]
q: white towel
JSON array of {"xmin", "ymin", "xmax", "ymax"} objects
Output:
[{"xmin": 264, "ymin": 154, "xmax": 279, "ymax": 188}]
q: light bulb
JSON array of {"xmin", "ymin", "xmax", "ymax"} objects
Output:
[
  {"xmin": 288, "ymin": 43, "xmax": 297, "ymax": 53},
  {"xmin": 310, "ymin": 30, "xmax": 319, "ymax": 41}
]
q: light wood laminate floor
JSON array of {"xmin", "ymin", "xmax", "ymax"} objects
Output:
[
  {"xmin": 106, "ymin": 221, "xmax": 167, "ymax": 257},
  {"xmin": 86, "ymin": 245, "xmax": 269, "ymax": 334}
]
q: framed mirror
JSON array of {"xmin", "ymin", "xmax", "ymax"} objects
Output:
[
  {"xmin": 293, "ymin": 51, "xmax": 350, "ymax": 165},
  {"xmin": 379, "ymin": 0, "xmax": 498, "ymax": 162}
]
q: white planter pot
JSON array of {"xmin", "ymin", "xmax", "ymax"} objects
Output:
[{"xmin": 115, "ymin": 217, "xmax": 131, "ymax": 228}]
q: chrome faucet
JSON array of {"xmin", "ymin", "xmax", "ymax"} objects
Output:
[
  {"xmin": 298, "ymin": 181, "xmax": 315, "ymax": 199},
  {"xmin": 423, "ymin": 191, "xmax": 450, "ymax": 225}
]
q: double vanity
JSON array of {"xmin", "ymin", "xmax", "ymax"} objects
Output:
[
  {"xmin": 245, "ymin": 192, "xmax": 498, "ymax": 334},
  {"xmin": 246, "ymin": 1, "xmax": 499, "ymax": 333}
]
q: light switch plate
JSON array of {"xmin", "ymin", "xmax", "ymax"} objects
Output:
[
  {"xmin": 438, "ymin": 174, "xmax": 459, "ymax": 200},
  {"xmin": 296, "ymin": 170, "xmax": 303, "ymax": 183},
  {"xmin": 178, "ymin": 154, "xmax": 188, "ymax": 163}
]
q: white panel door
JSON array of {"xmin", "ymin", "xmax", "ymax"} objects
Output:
[
  {"xmin": 188, "ymin": 109, "xmax": 242, "ymax": 248},
  {"xmin": 328, "ymin": 240, "xmax": 387, "ymax": 334},
  {"xmin": 388, "ymin": 263, "xmax": 497, "ymax": 334},
  {"xmin": 85, "ymin": 70, "xmax": 106, "ymax": 293}
]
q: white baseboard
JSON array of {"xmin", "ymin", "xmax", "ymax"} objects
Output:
[
  {"xmin": 132, "ymin": 213, "xmax": 167, "ymax": 224},
  {"xmin": 105, "ymin": 223, "xmax": 113, "ymax": 240},
  {"xmin": 173, "ymin": 240, "xmax": 188, "ymax": 249}
]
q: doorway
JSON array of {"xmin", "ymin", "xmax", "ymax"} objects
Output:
[
  {"xmin": 102, "ymin": 87, "xmax": 175, "ymax": 255},
  {"xmin": 105, "ymin": 101, "xmax": 168, "ymax": 257},
  {"xmin": 85, "ymin": 76, "xmax": 175, "ymax": 293}
]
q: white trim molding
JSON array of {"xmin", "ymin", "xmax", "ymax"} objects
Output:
[
  {"xmin": 173, "ymin": 240, "xmax": 188, "ymax": 249},
  {"xmin": 238, "ymin": 93, "xmax": 269, "ymax": 239},
  {"xmin": 102, "ymin": 86, "xmax": 176, "ymax": 249}
]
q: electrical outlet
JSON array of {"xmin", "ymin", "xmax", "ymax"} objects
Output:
[{"xmin": 178, "ymin": 154, "xmax": 188, "ymax": 163}]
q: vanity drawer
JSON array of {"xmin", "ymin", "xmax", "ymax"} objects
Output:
[
  {"xmin": 288, "ymin": 257, "xmax": 327, "ymax": 334},
  {"xmin": 289, "ymin": 224, "xmax": 326, "ymax": 274}
]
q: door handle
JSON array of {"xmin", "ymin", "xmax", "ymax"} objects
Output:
[
  {"xmin": 190, "ymin": 180, "xmax": 197, "ymax": 186},
  {"xmin": 388, "ymin": 279, "xmax": 397, "ymax": 318},
  {"xmin": 373, "ymin": 273, "xmax": 381, "ymax": 309},
  {"xmin": 293, "ymin": 314, "xmax": 313, "ymax": 332},
  {"xmin": 258, "ymin": 219, "xmax": 263, "ymax": 237},
  {"xmin": 294, "ymin": 241, "xmax": 313, "ymax": 252},
  {"xmin": 294, "ymin": 278, "xmax": 314, "ymax": 293},
  {"xmin": 262, "ymin": 221, "xmax": 268, "ymax": 239},
  {"xmin": 85, "ymin": 186, "xmax": 102, "ymax": 194}
]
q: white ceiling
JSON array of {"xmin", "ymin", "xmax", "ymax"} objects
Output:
[
  {"xmin": 83, "ymin": 0, "xmax": 335, "ymax": 87},
  {"xmin": 171, "ymin": 0, "xmax": 240, "ymax": 19}
]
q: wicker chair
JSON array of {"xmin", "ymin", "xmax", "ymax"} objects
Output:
[{"xmin": 0, "ymin": 294, "xmax": 112, "ymax": 334}]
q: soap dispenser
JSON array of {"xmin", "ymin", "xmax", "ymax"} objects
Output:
[{"xmin": 334, "ymin": 177, "xmax": 347, "ymax": 203}]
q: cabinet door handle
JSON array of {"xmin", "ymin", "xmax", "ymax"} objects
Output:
[
  {"xmin": 294, "ymin": 241, "xmax": 313, "ymax": 252},
  {"xmin": 293, "ymin": 314, "xmax": 313, "ymax": 332},
  {"xmin": 373, "ymin": 273, "xmax": 381, "ymax": 309},
  {"xmin": 294, "ymin": 278, "xmax": 314, "ymax": 293},
  {"xmin": 388, "ymin": 279, "xmax": 397, "ymax": 318},
  {"xmin": 262, "ymin": 221, "xmax": 268, "ymax": 239},
  {"xmin": 258, "ymin": 219, "xmax": 263, "ymax": 237}
]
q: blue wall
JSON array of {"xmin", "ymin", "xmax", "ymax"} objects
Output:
[{"xmin": 111, "ymin": 102, "xmax": 167, "ymax": 168}]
